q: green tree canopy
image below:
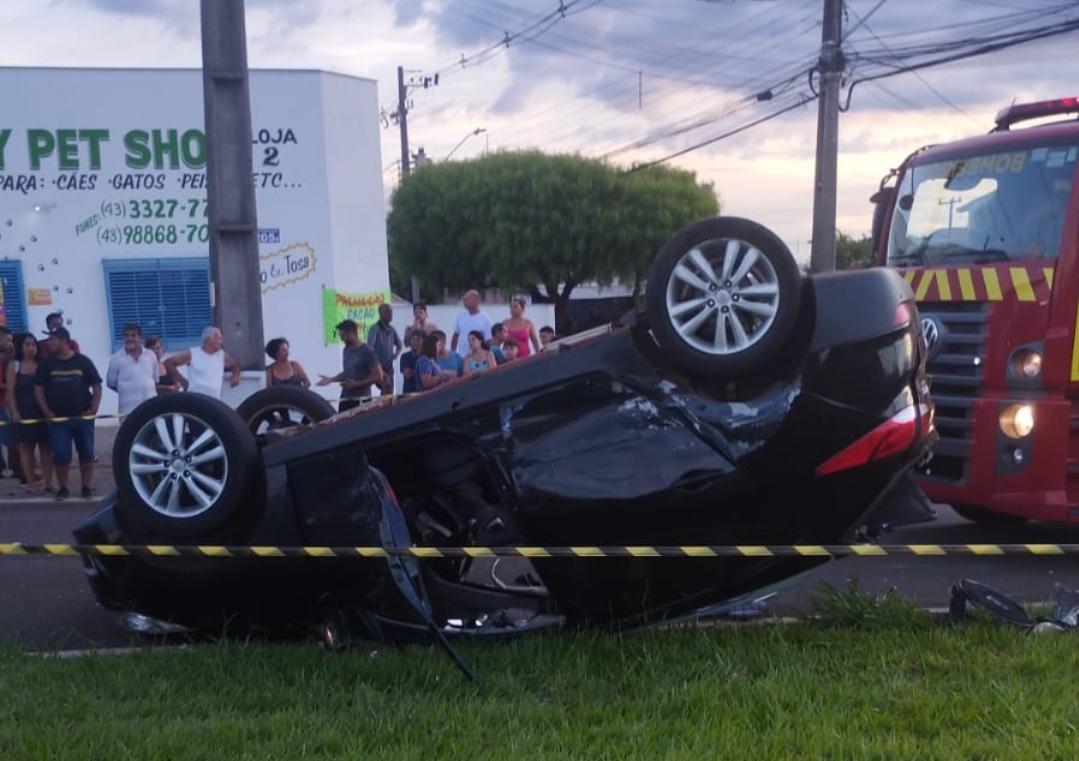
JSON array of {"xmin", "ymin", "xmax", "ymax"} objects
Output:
[
  {"xmin": 387, "ymin": 150, "xmax": 719, "ymax": 325},
  {"xmin": 835, "ymin": 230, "xmax": 875, "ymax": 270}
]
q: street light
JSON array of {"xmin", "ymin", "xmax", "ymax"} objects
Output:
[{"xmin": 444, "ymin": 127, "xmax": 487, "ymax": 161}]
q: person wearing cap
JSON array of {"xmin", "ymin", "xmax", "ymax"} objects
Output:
[
  {"xmin": 317, "ymin": 319, "xmax": 382, "ymax": 412},
  {"xmin": 37, "ymin": 312, "xmax": 80, "ymax": 358},
  {"xmin": 33, "ymin": 326, "xmax": 102, "ymax": 500},
  {"xmin": 164, "ymin": 326, "xmax": 242, "ymax": 400}
]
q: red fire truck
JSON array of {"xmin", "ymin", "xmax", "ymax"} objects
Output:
[{"xmin": 871, "ymin": 97, "xmax": 1079, "ymax": 524}]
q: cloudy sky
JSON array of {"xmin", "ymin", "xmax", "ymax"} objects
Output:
[{"xmin": 4, "ymin": 0, "xmax": 1079, "ymax": 262}]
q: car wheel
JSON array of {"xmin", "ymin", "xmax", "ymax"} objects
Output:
[
  {"xmin": 113, "ymin": 393, "xmax": 265, "ymax": 541},
  {"xmin": 645, "ymin": 216, "xmax": 802, "ymax": 375},
  {"xmin": 950, "ymin": 503, "xmax": 1028, "ymax": 526},
  {"xmin": 236, "ymin": 386, "xmax": 336, "ymax": 436}
]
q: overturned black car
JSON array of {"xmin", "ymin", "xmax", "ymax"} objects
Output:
[{"xmin": 76, "ymin": 217, "xmax": 936, "ymax": 657}]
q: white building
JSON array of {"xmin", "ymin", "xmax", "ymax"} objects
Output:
[{"xmin": 0, "ymin": 66, "xmax": 391, "ymax": 417}]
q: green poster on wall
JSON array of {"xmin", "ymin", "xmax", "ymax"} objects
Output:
[{"xmin": 322, "ymin": 288, "xmax": 391, "ymax": 345}]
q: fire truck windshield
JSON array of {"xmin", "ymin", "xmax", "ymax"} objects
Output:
[{"xmin": 886, "ymin": 143, "xmax": 1077, "ymax": 266}]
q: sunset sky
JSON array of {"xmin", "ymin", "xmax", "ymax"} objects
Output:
[{"xmin": 5, "ymin": 0, "xmax": 1078, "ymax": 263}]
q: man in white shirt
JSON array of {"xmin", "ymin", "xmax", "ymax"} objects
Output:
[
  {"xmin": 450, "ymin": 290, "xmax": 493, "ymax": 358},
  {"xmin": 105, "ymin": 323, "xmax": 158, "ymax": 415},
  {"xmin": 164, "ymin": 326, "xmax": 241, "ymax": 400}
]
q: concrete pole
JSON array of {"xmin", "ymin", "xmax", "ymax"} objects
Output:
[
  {"xmin": 398, "ymin": 66, "xmax": 411, "ymax": 177},
  {"xmin": 398, "ymin": 66, "xmax": 422, "ymax": 302},
  {"xmin": 809, "ymin": 0, "xmax": 843, "ymax": 273},
  {"xmin": 199, "ymin": 0, "xmax": 264, "ymax": 369}
]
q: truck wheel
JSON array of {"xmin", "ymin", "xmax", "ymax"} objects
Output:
[
  {"xmin": 645, "ymin": 216, "xmax": 802, "ymax": 375},
  {"xmin": 950, "ymin": 503, "xmax": 1028, "ymax": 526},
  {"xmin": 236, "ymin": 386, "xmax": 336, "ymax": 435},
  {"xmin": 113, "ymin": 393, "xmax": 264, "ymax": 542}
]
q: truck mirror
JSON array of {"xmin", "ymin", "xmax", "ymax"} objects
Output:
[{"xmin": 870, "ymin": 187, "xmax": 896, "ymax": 261}]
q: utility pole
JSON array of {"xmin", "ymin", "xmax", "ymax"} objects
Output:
[
  {"xmin": 396, "ymin": 65, "xmax": 421, "ymax": 301},
  {"xmin": 809, "ymin": 0, "xmax": 843, "ymax": 273},
  {"xmin": 393, "ymin": 66, "xmax": 439, "ymax": 302},
  {"xmin": 398, "ymin": 66, "xmax": 411, "ymax": 177},
  {"xmin": 199, "ymin": 0, "xmax": 264, "ymax": 369}
]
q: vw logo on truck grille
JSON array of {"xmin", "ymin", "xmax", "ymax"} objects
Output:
[{"xmin": 921, "ymin": 315, "xmax": 942, "ymax": 357}]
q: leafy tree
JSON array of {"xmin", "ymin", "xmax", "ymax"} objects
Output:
[
  {"xmin": 835, "ymin": 230, "xmax": 876, "ymax": 270},
  {"xmin": 387, "ymin": 150, "xmax": 719, "ymax": 327}
]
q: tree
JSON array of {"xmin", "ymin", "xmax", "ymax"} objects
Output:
[
  {"xmin": 387, "ymin": 150, "xmax": 719, "ymax": 328},
  {"xmin": 835, "ymin": 230, "xmax": 876, "ymax": 270}
]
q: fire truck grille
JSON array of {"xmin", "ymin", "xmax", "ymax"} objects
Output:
[{"xmin": 915, "ymin": 301, "xmax": 988, "ymax": 484}]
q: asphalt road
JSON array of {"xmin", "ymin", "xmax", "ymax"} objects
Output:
[
  {"xmin": 771, "ymin": 510, "xmax": 1079, "ymax": 615},
  {"xmin": 4, "ymin": 495, "xmax": 1079, "ymax": 650}
]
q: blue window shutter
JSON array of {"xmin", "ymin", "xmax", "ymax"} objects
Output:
[
  {"xmin": 0, "ymin": 262, "xmax": 28, "ymax": 333},
  {"xmin": 103, "ymin": 258, "xmax": 210, "ymax": 351}
]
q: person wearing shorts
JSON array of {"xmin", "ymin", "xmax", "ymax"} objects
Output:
[{"xmin": 33, "ymin": 326, "xmax": 102, "ymax": 500}]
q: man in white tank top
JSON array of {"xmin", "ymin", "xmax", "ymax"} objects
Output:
[{"xmin": 163, "ymin": 326, "xmax": 241, "ymax": 399}]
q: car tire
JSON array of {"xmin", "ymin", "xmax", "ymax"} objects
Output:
[
  {"xmin": 236, "ymin": 386, "xmax": 336, "ymax": 435},
  {"xmin": 950, "ymin": 502, "xmax": 1028, "ymax": 526},
  {"xmin": 645, "ymin": 216, "xmax": 802, "ymax": 375},
  {"xmin": 113, "ymin": 393, "xmax": 265, "ymax": 542}
]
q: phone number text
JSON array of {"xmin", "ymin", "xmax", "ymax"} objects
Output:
[
  {"xmin": 100, "ymin": 198, "xmax": 210, "ymax": 220},
  {"xmin": 97, "ymin": 224, "xmax": 210, "ymax": 246}
]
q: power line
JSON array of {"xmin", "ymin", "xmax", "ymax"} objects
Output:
[
  {"xmin": 626, "ymin": 94, "xmax": 818, "ymax": 172},
  {"xmin": 428, "ymin": 0, "xmax": 607, "ymax": 81},
  {"xmin": 400, "ymin": 1, "xmax": 1079, "ymax": 178},
  {"xmin": 843, "ymin": 2, "xmax": 981, "ymax": 124},
  {"xmin": 477, "ymin": 0, "xmax": 823, "ymax": 153},
  {"xmin": 842, "ymin": 15, "xmax": 1079, "ymax": 110},
  {"xmin": 617, "ymin": 4, "xmax": 1079, "ymax": 171}
]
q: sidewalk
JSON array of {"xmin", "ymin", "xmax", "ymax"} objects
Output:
[{"xmin": 0, "ymin": 422, "xmax": 119, "ymax": 503}]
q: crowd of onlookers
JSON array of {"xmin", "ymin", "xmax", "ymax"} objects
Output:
[
  {"xmin": 0, "ymin": 312, "xmax": 106, "ymax": 501},
  {"xmin": 313, "ymin": 292, "xmax": 558, "ymax": 408},
  {"xmin": 0, "ymin": 312, "xmax": 243, "ymax": 501},
  {"xmin": 0, "ymin": 294, "xmax": 558, "ymax": 500}
]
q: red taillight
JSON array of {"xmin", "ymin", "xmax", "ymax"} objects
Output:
[
  {"xmin": 815, "ymin": 403, "xmax": 932, "ymax": 477},
  {"xmin": 893, "ymin": 302, "xmax": 913, "ymax": 328}
]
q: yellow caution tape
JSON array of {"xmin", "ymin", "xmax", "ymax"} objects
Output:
[{"xmin": 2, "ymin": 543, "xmax": 1079, "ymax": 559}]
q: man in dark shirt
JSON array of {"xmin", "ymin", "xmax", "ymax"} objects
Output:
[
  {"xmin": 37, "ymin": 312, "xmax": 81, "ymax": 358},
  {"xmin": 399, "ymin": 329, "xmax": 424, "ymax": 394},
  {"xmin": 34, "ymin": 326, "xmax": 102, "ymax": 500},
  {"xmin": 366, "ymin": 304, "xmax": 402, "ymax": 396},
  {"xmin": 316, "ymin": 319, "xmax": 382, "ymax": 413}
]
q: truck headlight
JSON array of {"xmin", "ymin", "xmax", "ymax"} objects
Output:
[
  {"xmin": 999, "ymin": 403, "xmax": 1034, "ymax": 439},
  {"xmin": 1011, "ymin": 350, "xmax": 1042, "ymax": 379}
]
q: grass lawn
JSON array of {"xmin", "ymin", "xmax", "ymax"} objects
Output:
[{"xmin": 4, "ymin": 612, "xmax": 1079, "ymax": 761}]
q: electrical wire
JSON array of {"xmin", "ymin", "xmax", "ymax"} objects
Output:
[
  {"xmin": 842, "ymin": 15, "xmax": 1079, "ymax": 111},
  {"xmin": 626, "ymin": 94, "xmax": 818, "ymax": 172},
  {"xmin": 475, "ymin": 0, "xmax": 823, "ymax": 152},
  {"xmin": 613, "ymin": 2, "xmax": 1079, "ymax": 170},
  {"xmin": 428, "ymin": 0, "xmax": 608, "ymax": 82},
  {"xmin": 396, "ymin": 0, "xmax": 1079, "ymax": 177},
  {"xmin": 842, "ymin": 2, "xmax": 981, "ymax": 124}
]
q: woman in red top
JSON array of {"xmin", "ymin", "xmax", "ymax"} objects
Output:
[{"xmin": 502, "ymin": 297, "xmax": 541, "ymax": 358}]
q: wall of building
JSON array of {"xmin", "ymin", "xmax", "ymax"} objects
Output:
[{"xmin": 0, "ymin": 66, "xmax": 390, "ymax": 417}]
